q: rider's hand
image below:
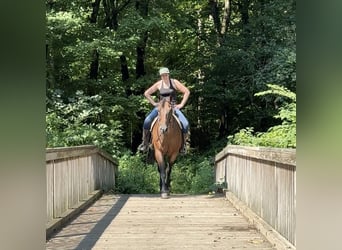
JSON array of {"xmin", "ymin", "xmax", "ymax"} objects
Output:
[{"xmin": 174, "ymin": 104, "xmax": 183, "ymax": 109}]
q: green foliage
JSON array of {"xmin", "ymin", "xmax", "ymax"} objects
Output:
[
  {"xmin": 255, "ymin": 83, "xmax": 296, "ymax": 102},
  {"xmin": 209, "ymin": 177, "xmax": 227, "ymax": 194},
  {"xmin": 46, "ymin": 89, "xmax": 124, "ymax": 157},
  {"xmin": 115, "ymin": 154, "xmax": 159, "ymax": 194},
  {"xmin": 114, "ymin": 152, "xmax": 215, "ymax": 195},
  {"xmin": 171, "ymin": 156, "xmax": 214, "ymax": 194},
  {"xmin": 46, "ymin": 0, "xmax": 296, "ymax": 160},
  {"xmin": 228, "ymin": 84, "xmax": 296, "ymax": 148}
]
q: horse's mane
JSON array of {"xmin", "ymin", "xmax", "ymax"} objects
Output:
[{"xmin": 160, "ymin": 97, "xmax": 167, "ymax": 108}]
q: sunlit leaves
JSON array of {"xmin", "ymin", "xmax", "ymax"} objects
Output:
[
  {"xmin": 46, "ymin": 90, "xmax": 124, "ymax": 157},
  {"xmin": 228, "ymin": 85, "xmax": 296, "ymax": 148}
]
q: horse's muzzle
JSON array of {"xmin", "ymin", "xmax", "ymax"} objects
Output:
[{"xmin": 160, "ymin": 125, "xmax": 168, "ymax": 133}]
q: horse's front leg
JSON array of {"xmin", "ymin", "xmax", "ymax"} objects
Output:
[
  {"xmin": 165, "ymin": 162, "xmax": 172, "ymax": 195},
  {"xmin": 159, "ymin": 162, "xmax": 169, "ymax": 199},
  {"xmin": 166, "ymin": 155, "xmax": 178, "ymax": 196},
  {"xmin": 155, "ymin": 151, "xmax": 169, "ymax": 198}
]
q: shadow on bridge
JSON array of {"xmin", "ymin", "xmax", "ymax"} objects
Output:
[
  {"xmin": 76, "ymin": 195, "xmax": 129, "ymax": 249},
  {"xmin": 47, "ymin": 194, "xmax": 128, "ymax": 250}
]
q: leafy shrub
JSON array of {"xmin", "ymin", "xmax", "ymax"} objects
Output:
[
  {"xmin": 228, "ymin": 84, "xmax": 296, "ymax": 148},
  {"xmin": 115, "ymin": 152, "xmax": 215, "ymax": 195},
  {"xmin": 115, "ymin": 153, "xmax": 159, "ymax": 194},
  {"xmin": 171, "ymin": 154, "xmax": 215, "ymax": 194},
  {"xmin": 46, "ymin": 89, "xmax": 124, "ymax": 157},
  {"xmin": 189, "ymin": 158, "xmax": 215, "ymax": 194}
]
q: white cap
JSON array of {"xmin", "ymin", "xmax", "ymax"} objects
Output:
[{"xmin": 159, "ymin": 67, "xmax": 170, "ymax": 75}]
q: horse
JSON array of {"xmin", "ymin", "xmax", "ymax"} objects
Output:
[{"xmin": 151, "ymin": 97, "xmax": 182, "ymax": 199}]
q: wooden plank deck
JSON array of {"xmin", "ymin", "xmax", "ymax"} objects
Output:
[{"xmin": 46, "ymin": 194, "xmax": 277, "ymax": 250}]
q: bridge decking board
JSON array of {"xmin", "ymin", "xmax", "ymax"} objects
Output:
[{"xmin": 46, "ymin": 194, "xmax": 276, "ymax": 250}]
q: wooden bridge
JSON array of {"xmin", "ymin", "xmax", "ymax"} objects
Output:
[{"xmin": 46, "ymin": 145, "xmax": 296, "ymax": 250}]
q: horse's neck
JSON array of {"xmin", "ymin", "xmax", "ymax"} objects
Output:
[
  {"xmin": 169, "ymin": 113, "xmax": 178, "ymax": 129},
  {"xmin": 162, "ymin": 115, "xmax": 179, "ymax": 134}
]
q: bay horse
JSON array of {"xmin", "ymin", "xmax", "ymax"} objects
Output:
[{"xmin": 151, "ymin": 97, "xmax": 182, "ymax": 199}]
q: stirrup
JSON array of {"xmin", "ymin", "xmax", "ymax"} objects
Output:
[
  {"xmin": 180, "ymin": 146, "xmax": 186, "ymax": 155},
  {"xmin": 138, "ymin": 144, "xmax": 149, "ymax": 152}
]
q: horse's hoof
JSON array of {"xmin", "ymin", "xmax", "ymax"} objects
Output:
[{"xmin": 161, "ymin": 192, "xmax": 169, "ymax": 199}]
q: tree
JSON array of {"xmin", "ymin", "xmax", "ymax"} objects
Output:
[
  {"xmin": 46, "ymin": 0, "xmax": 296, "ymax": 153},
  {"xmin": 228, "ymin": 84, "xmax": 296, "ymax": 148}
]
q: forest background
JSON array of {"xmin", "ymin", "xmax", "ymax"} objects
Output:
[{"xmin": 46, "ymin": 0, "xmax": 296, "ymax": 194}]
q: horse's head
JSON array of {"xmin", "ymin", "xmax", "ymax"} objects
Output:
[{"xmin": 158, "ymin": 98, "xmax": 173, "ymax": 134}]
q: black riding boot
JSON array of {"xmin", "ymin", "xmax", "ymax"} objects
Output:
[{"xmin": 138, "ymin": 129, "xmax": 151, "ymax": 152}]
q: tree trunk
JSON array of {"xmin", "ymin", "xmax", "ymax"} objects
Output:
[
  {"xmin": 102, "ymin": 0, "xmax": 118, "ymax": 30},
  {"xmin": 89, "ymin": 0, "xmax": 101, "ymax": 23},
  {"xmin": 209, "ymin": 0, "xmax": 221, "ymax": 36},
  {"xmin": 238, "ymin": 0, "xmax": 251, "ymax": 48},
  {"xmin": 209, "ymin": 0, "xmax": 231, "ymax": 45},
  {"xmin": 218, "ymin": 110, "xmax": 228, "ymax": 138},
  {"xmin": 46, "ymin": 43, "xmax": 55, "ymax": 89},
  {"xmin": 111, "ymin": 8, "xmax": 119, "ymax": 30},
  {"xmin": 102, "ymin": 0, "xmax": 131, "ymax": 30},
  {"xmin": 89, "ymin": 49, "xmax": 99, "ymax": 80},
  {"xmin": 102, "ymin": 0, "xmax": 111, "ymax": 28},
  {"xmin": 238, "ymin": 0, "xmax": 250, "ymax": 25},
  {"xmin": 135, "ymin": 32, "xmax": 148, "ymax": 78},
  {"xmin": 220, "ymin": 0, "xmax": 231, "ymax": 35},
  {"xmin": 120, "ymin": 55, "xmax": 131, "ymax": 96},
  {"xmin": 120, "ymin": 55, "xmax": 129, "ymax": 82},
  {"xmin": 135, "ymin": 0, "xmax": 148, "ymax": 16},
  {"xmin": 135, "ymin": 0, "xmax": 149, "ymax": 78}
]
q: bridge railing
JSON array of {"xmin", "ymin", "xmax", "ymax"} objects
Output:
[
  {"xmin": 215, "ymin": 145, "xmax": 296, "ymax": 247},
  {"xmin": 46, "ymin": 145, "xmax": 118, "ymax": 237}
]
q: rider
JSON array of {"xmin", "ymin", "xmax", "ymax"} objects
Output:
[{"xmin": 137, "ymin": 67, "xmax": 190, "ymax": 154}]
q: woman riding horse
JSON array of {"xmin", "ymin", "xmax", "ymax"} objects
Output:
[{"xmin": 138, "ymin": 67, "xmax": 190, "ymax": 154}]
